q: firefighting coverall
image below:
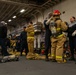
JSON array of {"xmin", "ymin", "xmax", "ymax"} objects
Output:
[
  {"xmin": 26, "ymin": 24, "xmax": 35, "ymax": 59},
  {"xmin": 49, "ymin": 17, "xmax": 68, "ymax": 62}
]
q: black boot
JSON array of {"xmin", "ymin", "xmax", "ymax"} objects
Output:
[
  {"xmin": 69, "ymin": 57, "xmax": 75, "ymax": 61},
  {"xmin": 45, "ymin": 56, "xmax": 50, "ymax": 61}
]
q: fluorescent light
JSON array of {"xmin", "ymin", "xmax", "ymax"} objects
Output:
[
  {"xmin": 8, "ymin": 19, "xmax": 12, "ymax": 22},
  {"xmin": 20, "ymin": 9, "xmax": 25, "ymax": 13},
  {"xmin": 13, "ymin": 16, "xmax": 16, "ymax": 19}
]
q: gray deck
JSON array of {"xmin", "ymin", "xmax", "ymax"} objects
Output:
[{"xmin": 0, "ymin": 56, "xmax": 76, "ymax": 75}]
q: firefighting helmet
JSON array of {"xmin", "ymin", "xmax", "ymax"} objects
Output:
[{"xmin": 53, "ymin": 10, "xmax": 61, "ymax": 15}]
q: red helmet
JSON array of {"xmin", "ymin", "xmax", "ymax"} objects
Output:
[{"xmin": 53, "ymin": 10, "xmax": 61, "ymax": 15}]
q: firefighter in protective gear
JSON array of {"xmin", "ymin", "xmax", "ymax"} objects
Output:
[
  {"xmin": 48, "ymin": 10, "xmax": 68, "ymax": 63},
  {"xmin": 26, "ymin": 22, "xmax": 35, "ymax": 59}
]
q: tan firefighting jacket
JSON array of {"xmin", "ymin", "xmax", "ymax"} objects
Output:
[
  {"xmin": 26, "ymin": 24, "xmax": 34, "ymax": 37},
  {"xmin": 50, "ymin": 16, "xmax": 68, "ymax": 37},
  {"xmin": 55, "ymin": 19, "xmax": 68, "ymax": 32}
]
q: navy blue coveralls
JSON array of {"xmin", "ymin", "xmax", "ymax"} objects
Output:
[
  {"xmin": 44, "ymin": 20, "xmax": 51, "ymax": 59},
  {"xmin": 0, "ymin": 23, "xmax": 9, "ymax": 56},
  {"xmin": 20, "ymin": 31, "xmax": 28, "ymax": 56},
  {"xmin": 68, "ymin": 22, "xmax": 76, "ymax": 60}
]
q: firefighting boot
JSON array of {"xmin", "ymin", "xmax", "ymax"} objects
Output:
[
  {"xmin": 57, "ymin": 55, "xmax": 67, "ymax": 63},
  {"xmin": 57, "ymin": 59, "xmax": 67, "ymax": 63},
  {"xmin": 69, "ymin": 57, "xmax": 75, "ymax": 61}
]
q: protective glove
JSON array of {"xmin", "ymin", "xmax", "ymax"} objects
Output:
[
  {"xmin": 46, "ymin": 17, "xmax": 53, "ymax": 25},
  {"xmin": 72, "ymin": 30, "xmax": 76, "ymax": 36}
]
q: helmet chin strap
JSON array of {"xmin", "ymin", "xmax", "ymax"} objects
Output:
[{"xmin": 53, "ymin": 15, "xmax": 60, "ymax": 21}]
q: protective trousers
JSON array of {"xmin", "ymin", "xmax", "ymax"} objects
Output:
[
  {"xmin": 51, "ymin": 35, "xmax": 66, "ymax": 62},
  {"xmin": 27, "ymin": 37, "xmax": 34, "ymax": 59}
]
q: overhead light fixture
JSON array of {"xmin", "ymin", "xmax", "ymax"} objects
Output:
[
  {"xmin": 13, "ymin": 16, "xmax": 16, "ymax": 19},
  {"xmin": 20, "ymin": 9, "xmax": 25, "ymax": 13},
  {"xmin": 8, "ymin": 19, "xmax": 12, "ymax": 22}
]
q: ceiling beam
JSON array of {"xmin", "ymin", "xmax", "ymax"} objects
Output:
[
  {"xmin": 1, "ymin": 4, "xmax": 11, "ymax": 20},
  {"xmin": 0, "ymin": 0, "xmax": 39, "ymax": 7},
  {"xmin": 0, "ymin": 3, "xmax": 6, "ymax": 19},
  {"xmin": 4, "ymin": 6, "xmax": 21, "ymax": 22}
]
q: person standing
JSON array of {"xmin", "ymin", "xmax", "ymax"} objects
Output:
[
  {"xmin": 44, "ymin": 13, "xmax": 52, "ymax": 61},
  {"xmin": 68, "ymin": 16, "xmax": 76, "ymax": 61},
  {"xmin": 20, "ymin": 26, "xmax": 28, "ymax": 56},
  {"xmin": 26, "ymin": 22, "xmax": 35, "ymax": 59},
  {"xmin": 50, "ymin": 10, "xmax": 68, "ymax": 63},
  {"xmin": 0, "ymin": 21, "xmax": 10, "ymax": 56}
]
